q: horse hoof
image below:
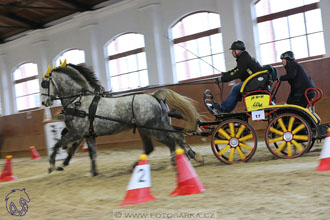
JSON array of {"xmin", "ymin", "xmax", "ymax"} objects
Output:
[
  {"xmin": 171, "ymin": 158, "xmax": 176, "ymax": 167},
  {"xmin": 92, "ymin": 172, "xmax": 98, "ymax": 176},
  {"xmin": 194, "ymin": 153, "xmax": 204, "ymax": 165},
  {"xmin": 56, "ymin": 166, "xmax": 64, "ymax": 171},
  {"xmin": 48, "ymin": 168, "xmax": 54, "ymax": 174}
]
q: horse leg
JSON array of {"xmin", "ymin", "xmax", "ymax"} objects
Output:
[
  {"xmin": 49, "ymin": 140, "xmax": 62, "ymax": 173},
  {"xmin": 85, "ymin": 136, "xmax": 98, "ymax": 176},
  {"xmin": 130, "ymin": 129, "xmax": 155, "ymax": 170},
  {"xmin": 49, "ymin": 132, "xmax": 80, "ymax": 174},
  {"xmin": 175, "ymin": 133, "xmax": 204, "ymax": 164},
  {"xmin": 149, "ymin": 130, "xmax": 177, "ymax": 166},
  {"xmin": 56, "ymin": 139, "xmax": 83, "ymax": 171}
]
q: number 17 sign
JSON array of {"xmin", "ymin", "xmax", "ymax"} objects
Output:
[{"xmin": 252, "ymin": 110, "xmax": 265, "ymax": 121}]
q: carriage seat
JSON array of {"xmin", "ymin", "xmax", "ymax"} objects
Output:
[
  {"xmin": 240, "ymin": 69, "xmax": 274, "ymax": 95},
  {"xmin": 240, "ymin": 69, "xmax": 275, "ymax": 111},
  {"xmin": 203, "ymin": 68, "xmax": 277, "ymax": 115}
]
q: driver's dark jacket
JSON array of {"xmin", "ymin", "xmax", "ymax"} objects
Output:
[
  {"xmin": 280, "ymin": 60, "xmax": 315, "ymax": 103},
  {"xmin": 221, "ymin": 51, "xmax": 262, "ymax": 83}
]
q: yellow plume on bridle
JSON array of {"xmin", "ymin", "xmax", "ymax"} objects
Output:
[
  {"xmin": 43, "ymin": 59, "xmax": 67, "ymax": 79},
  {"xmin": 59, "ymin": 59, "xmax": 67, "ymax": 67},
  {"xmin": 43, "ymin": 65, "xmax": 52, "ymax": 79}
]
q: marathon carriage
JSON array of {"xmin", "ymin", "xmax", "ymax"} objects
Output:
[{"xmin": 200, "ymin": 69, "xmax": 329, "ymax": 164}]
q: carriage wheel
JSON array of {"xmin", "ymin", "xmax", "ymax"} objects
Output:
[
  {"xmin": 211, "ymin": 119, "xmax": 257, "ymax": 164},
  {"xmin": 265, "ymin": 113, "xmax": 312, "ymax": 159}
]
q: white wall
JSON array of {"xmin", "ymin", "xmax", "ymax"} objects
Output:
[{"xmin": 0, "ymin": 0, "xmax": 328, "ymax": 115}]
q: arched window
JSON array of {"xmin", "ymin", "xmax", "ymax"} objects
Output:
[
  {"xmin": 256, "ymin": 0, "xmax": 325, "ymax": 64},
  {"xmin": 13, "ymin": 62, "xmax": 40, "ymax": 111},
  {"xmin": 171, "ymin": 11, "xmax": 225, "ymax": 81},
  {"xmin": 106, "ymin": 33, "xmax": 148, "ymax": 92},
  {"xmin": 54, "ymin": 49, "xmax": 86, "ymax": 66}
]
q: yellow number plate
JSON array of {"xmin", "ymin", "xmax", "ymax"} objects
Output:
[{"xmin": 245, "ymin": 94, "xmax": 270, "ymax": 111}]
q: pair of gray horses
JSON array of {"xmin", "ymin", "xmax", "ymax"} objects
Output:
[{"xmin": 41, "ymin": 63, "xmax": 204, "ymax": 176}]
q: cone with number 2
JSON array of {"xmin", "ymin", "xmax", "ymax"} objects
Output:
[
  {"xmin": 120, "ymin": 154, "xmax": 156, "ymax": 206},
  {"xmin": 170, "ymin": 149, "xmax": 205, "ymax": 196}
]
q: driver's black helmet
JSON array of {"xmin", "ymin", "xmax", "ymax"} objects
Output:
[
  {"xmin": 280, "ymin": 51, "xmax": 295, "ymax": 61},
  {"xmin": 230, "ymin": 40, "xmax": 246, "ymax": 51}
]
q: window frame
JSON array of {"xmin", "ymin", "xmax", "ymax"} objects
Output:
[
  {"xmin": 255, "ymin": 2, "xmax": 325, "ymax": 64},
  {"xmin": 106, "ymin": 32, "xmax": 148, "ymax": 92},
  {"xmin": 54, "ymin": 48, "xmax": 86, "ymax": 66},
  {"xmin": 13, "ymin": 62, "xmax": 40, "ymax": 112},
  {"xmin": 171, "ymin": 11, "xmax": 224, "ymax": 82}
]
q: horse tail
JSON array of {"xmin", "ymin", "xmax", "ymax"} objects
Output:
[{"xmin": 152, "ymin": 89, "xmax": 200, "ymax": 131}]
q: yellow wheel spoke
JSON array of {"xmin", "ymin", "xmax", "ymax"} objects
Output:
[
  {"xmin": 218, "ymin": 128, "xmax": 231, "ymax": 140},
  {"xmin": 229, "ymin": 148, "xmax": 235, "ymax": 162},
  {"xmin": 287, "ymin": 142, "xmax": 292, "ymax": 156},
  {"xmin": 275, "ymin": 141, "xmax": 286, "ymax": 153},
  {"xmin": 236, "ymin": 147, "xmax": 246, "ymax": 160},
  {"xmin": 229, "ymin": 123, "xmax": 235, "ymax": 137},
  {"xmin": 236, "ymin": 124, "xmax": 246, "ymax": 138},
  {"xmin": 269, "ymin": 137, "xmax": 283, "ymax": 143},
  {"xmin": 278, "ymin": 118, "xmax": 287, "ymax": 132},
  {"xmin": 293, "ymin": 135, "xmax": 309, "ymax": 141},
  {"xmin": 218, "ymin": 145, "xmax": 230, "ymax": 156},
  {"xmin": 239, "ymin": 134, "xmax": 253, "ymax": 142},
  {"xmin": 288, "ymin": 117, "xmax": 295, "ymax": 131},
  {"xmin": 239, "ymin": 143, "xmax": 253, "ymax": 151},
  {"xmin": 292, "ymin": 124, "xmax": 306, "ymax": 135},
  {"xmin": 214, "ymin": 139, "xmax": 229, "ymax": 145},
  {"xmin": 270, "ymin": 127, "xmax": 283, "ymax": 136},
  {"xmin": 291, "ymin": 140, "xmax": 304, "ymax": 152}
]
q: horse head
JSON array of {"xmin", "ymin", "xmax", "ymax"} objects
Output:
[{"xmin": 41, "ymin": 61, "xmax": 101, "ymax": 107}]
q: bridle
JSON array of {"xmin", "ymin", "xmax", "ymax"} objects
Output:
[
  {"xmin": 41, "ymin": 74, "xmax": 59, "ymax": 101},
  {"xmin": 40, "ymin": 69, "xmax": 95, "ymax": 103}
]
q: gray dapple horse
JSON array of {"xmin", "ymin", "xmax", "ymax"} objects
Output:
[{"xmin": 41, "ymin": 64, "xmax": 203, "ymax": 176}]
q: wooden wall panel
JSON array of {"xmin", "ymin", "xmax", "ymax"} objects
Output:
[{"xmin": 1, "ymin": 58, "xmax": 329, "ymax": 158}]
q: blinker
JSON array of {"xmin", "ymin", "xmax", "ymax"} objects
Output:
[{"xmin": 41, "ymin": 80, "xmax": 50, "ymax": 89}]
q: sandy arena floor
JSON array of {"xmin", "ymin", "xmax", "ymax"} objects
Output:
[{"xmin": 1, "ymin": 141, "xmax": 330, "ymax": 220}]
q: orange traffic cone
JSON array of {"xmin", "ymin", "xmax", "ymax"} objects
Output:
[
  {"xmin": 82, "ymin": 142, "xmax": 88, "ymax": 152},
  {"xmin": 120, "ymin": 154, "xmax": 156, "ymax": 206},
  {"xmin": 170, "ymin": 149, "xmax": 205, "ymax": 196},
  {"xmin": 317, "ymin": 128, "xmax": 330, "ymax": 171},
  {"xmin": 0, "ymin": 155, "xmax": 17, "ymax": 182},
  {"xmin": 30, "ymin": 146, "xmax": 41, "ymax": 160}
]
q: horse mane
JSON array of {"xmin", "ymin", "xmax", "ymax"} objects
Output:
[{"xmin": 54, "ymin": 64, "xmax": 102, "ymax": 90}]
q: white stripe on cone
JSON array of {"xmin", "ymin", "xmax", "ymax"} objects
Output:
[
  {"xmin": 82, "ymin": 143, "xmax": 88, "ymax": 152},
  {"xmin": 320, "ymin": 136, "xmax": 330, "ymax": 159},
  {"xmin": 127, "ymin": 164, "xmax": 151, "ymax": 190}
]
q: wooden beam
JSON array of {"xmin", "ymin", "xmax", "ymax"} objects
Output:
[{"xmin": 0, "ymin": 3, "xmax": 80, "ymax": 11}]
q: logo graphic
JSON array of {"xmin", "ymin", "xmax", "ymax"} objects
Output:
[{"xmin": 5, "ymin": 189, "xmax": 30, "ymax": 216}]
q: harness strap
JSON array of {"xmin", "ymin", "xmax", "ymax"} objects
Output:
[
  {"xmin": 131, "ymin": 95, "xmax": 137, "ymax": 134},
  {"xmin": 63, "ymin": 108, "xmax": 87, "ymax": 118},
  {"xmin": 63, "ymin": 92, "xmax": 101, "ymax": 137},
  {"xmin": 88, "ymin": 93, "xmax": 101, "ymax": 137}
]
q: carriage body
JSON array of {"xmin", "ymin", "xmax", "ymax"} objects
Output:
[{"xmin": 202, "ymin": 69, "xmax": 329, "ymax": 164}]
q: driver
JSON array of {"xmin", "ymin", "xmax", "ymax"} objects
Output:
[{"xmin": 212, "ymin": 40, "xmax": 262, "ymax": 113}]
